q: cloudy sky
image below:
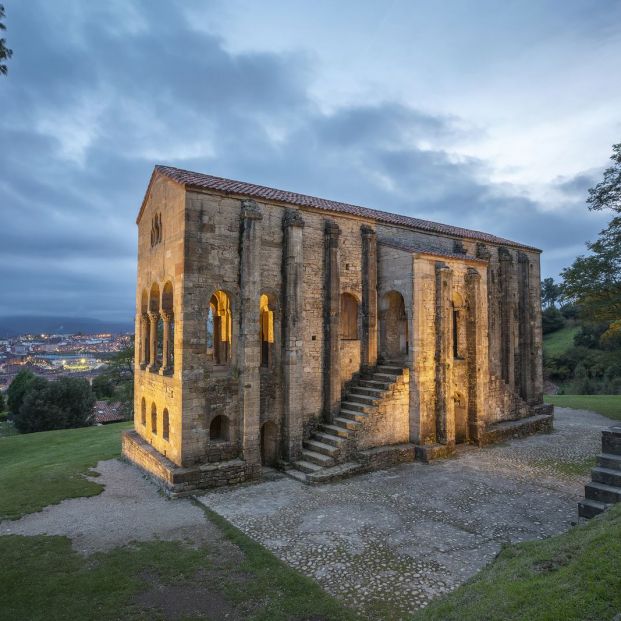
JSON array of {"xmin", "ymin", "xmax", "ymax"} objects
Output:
[{"xmin": 1, "ymin": 0, "xmax": 620, "ymax": 322}]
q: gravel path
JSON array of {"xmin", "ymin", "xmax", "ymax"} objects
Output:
[
  {"xmin": 196, "ymin": 407, "xmax": 610, "ymax": 617},
  {"xmin": 0, "ymin": 458, "xmax": 241, "ymax": 560}
]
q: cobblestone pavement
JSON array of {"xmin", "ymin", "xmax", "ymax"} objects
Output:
[{"xmin": 196, "ymin": 407, "xmax": 610, "ymax": 618}]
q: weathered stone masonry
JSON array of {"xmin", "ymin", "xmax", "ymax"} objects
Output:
[{"xmin": 123, "ymin": 165, "xmax": 553, "ymax": 493}]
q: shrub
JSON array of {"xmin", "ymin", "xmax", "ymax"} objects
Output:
[
  {"xmin": 542, "ymin": 307, "xmax": 565, "ymax": 334},
  {"xmin": 13, "ymin": 377, "xmax": 95, "ymax": 434},
  {"xmin": 7, "ymin": 370, "xmax": 37, "ymax": 415}
]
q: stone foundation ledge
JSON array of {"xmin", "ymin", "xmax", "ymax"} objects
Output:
[
  {"xmin": 477, "ymin": 412, "xmax": 554, "ymax": 447},
  {"xmin": 122, "ymin": 430, "xmax": 261, "ymax": 497},
  {"xmin": 414, "ymin": 443, "xmax": 456, "ymax": 463}
]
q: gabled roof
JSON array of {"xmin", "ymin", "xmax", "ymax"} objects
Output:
[
  {"xmin": 379, "ymin": 239, "xmax": 489, "ymax": 264},
  {"xmin": 140, "ymin": 165, "xmax": 539, "ymax": 252}
]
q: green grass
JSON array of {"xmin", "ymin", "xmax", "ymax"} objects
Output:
[
  {"xmin": 0, "ymin": 422, "xmax": 354, "ymax": 620},
  {"xmin": 532, "ymin": 456, "xmax": 596, "ymax": 477},
  {"xmin": 544, "ymin": 394, "xmax": 621, "ymax": 421},
  {"xmin": 0, "ymin": 422, "xmax": 131, "ymax": 520},
  {"xmin": 543, "ymin": 324, "xmax": 580, "ymax": 358},
  {"xmin": 414, "ymin": 503, "xmax": 621, "ymax": 621}
]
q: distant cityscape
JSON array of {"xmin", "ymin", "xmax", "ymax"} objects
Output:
[{"xmin": 0, "ymin": 331, "xmax": 133, "ymax": 391}]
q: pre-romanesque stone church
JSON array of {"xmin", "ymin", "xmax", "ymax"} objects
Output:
[{"xmin": 123, "ymin": 165, "xmax": 553, "ymax": 494}]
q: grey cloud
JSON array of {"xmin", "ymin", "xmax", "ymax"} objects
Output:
[{"xmin": 0, "ymin": 0, "xmax": 608, "ymax": 320}]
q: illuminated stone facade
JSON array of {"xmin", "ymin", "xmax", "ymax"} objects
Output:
[{"xmin": 122, "ymin": 166, "xmax": 553, "ymax": 494}]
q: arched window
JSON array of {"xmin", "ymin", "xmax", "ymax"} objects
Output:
[
  {"xmin": 340, "ymin": 293, "xmax": 359, "ymax": 340},
  {"xmin": 151, "ymin": 403, "xmax": 157, "ymax": 435},
  {"xmin": 209, "ymin": 415, "xmax": 229, "ymax": 441},
  {"xmin": 207, "ymin": 291, "xmax": 232, "ymax": 365},
  {"xmin": 156, "ymin": 316, "xmax": 164, "ymax": 366},
  {"xmin": 260, "ymin": 294, "xmax": 274, "ymax": 368},
  {"xmin": 141, "ymin": 398, "xmax": 146, "ymax": 426},
  {"xmin": 148, "ymin": 283, "xmax": 160, "ymax": 370},
  {"xmin": 162, "ymin": 408, "xmax": 170, "ymax": 441},
  {"xmin": 380, "ymin": 291, "xmax": 408, "ymax": 360}
]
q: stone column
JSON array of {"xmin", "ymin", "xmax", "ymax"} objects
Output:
[
  {"xmin": 239, "ymin": 200, "xmax": 263, "ymax": 468},
  {"xmin": 147, "ymin": 311, "xmax": 159, "ymax": 371},
  {"xmin": 160, "ymin": 311, "xmax": 173, "ymax": 375},
  {"xmin": 465, "ymin": 268, "xmax": 484, "ymax": 442},
  {"xmin": 517, "ymin": 252, "xmax": 532, "ymax": 401},
  {"xmin": 323, "ymin": 220, "xmax": 341, "ymax": 422},
  {"xmin": 435, "ymin": 262, "xmax": 453, "ymax": 445},
  {"xmin": 498, "ymin": 247, "xmax": 515, "ymax": 389},
  {"xmin": 282, "ymin": 210, "xmax": 305, "ymax": 461},
  {"xmin": 361, "ymin": 225, "xmax": 378, "ymax": 370},
  {"xmin": 140, "ymin": 313, "xmax": 149, "ymax": 369}
]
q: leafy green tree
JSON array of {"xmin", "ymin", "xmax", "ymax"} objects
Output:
[
  {"xmin": 0, "ymin": 4, "xmax": 12, "ymax": 76},
  {"xmin": 542, "ymin": 306, "xmax": 565, "ymax": 334},
  {"xmin": 541, "ymin": 277, "xmax": 561, "ymax": 309},
  {"xmin": 92, "ymin": 374, "xmax": 115, "ymax": 399},
  {"xmin": 561, "ymin": 143, "xmax": 621, "ymax": 334},
  {"xmin": 7, "ymin": 370, "xmax": 37, "ymax": 415},
  {"xmin": 14, "ymin": 377, "xmax": 95, "ymax": 434},
  {"xmin": 0, "ymin": 390, "xmax": 5, "ymax": 413}
]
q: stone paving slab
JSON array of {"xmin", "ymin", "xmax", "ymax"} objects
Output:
[{"xmin": 196, "ymin": 407, "xmax": 609, "ymax": 617}]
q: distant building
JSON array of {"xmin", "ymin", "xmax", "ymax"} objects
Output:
[{"xmin": 94, "ymin": 401, "xmax": 125, "ymax": 424}]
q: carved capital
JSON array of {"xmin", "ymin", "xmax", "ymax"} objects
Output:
[
  {"xmin": 360, "ymin": 224, "xmax": 376, "ymax": 239},
  {"xmin": 161, "ymin": 310, "xmax": 174, "ymax": 322},
  {"xmin": 282, "ymin": 209, "xmax": 305, "ymax": 229},
  {"xmin": 147, "ymin": 311, "xmax": 159, "ymax": 323},
  {"xmin": 476, "ymin": 242, "xmax": 492, "ymax": 260},
  {"xmin": 498, "ymin": 246, "xmax": 513, "ymax": 262},
  {"xmin": 241, "ymin": 199, "xmax": 263, "ymax": 220},
  {"xmin": 325, "ymin": 219, "xmax": 341, "ymax": 237},
  {"xmin": 465, "ymin": 267, "xmax": 481, "ymax": 282},
  {"xmin": 453, "ymin": 239, "xmax": 467, "ymax": 255}
]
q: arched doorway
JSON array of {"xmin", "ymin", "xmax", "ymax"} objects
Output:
[
  {"xmin": 380, "ymin": 291, "xmax": 408, "ymax": 362},
  {"xmin": 260, "ymin": 421, "xmax": 279, "ymax": 466}
]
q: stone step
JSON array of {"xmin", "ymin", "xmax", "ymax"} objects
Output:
[
  {"xmin": 340, "ymin": 408, "xmax": 367, "ymax": 422},
  {"xmin": 598, "ymin": 453, "xmax": 621, "ymax": 471},
  {"xmin": 349, "ymin": 386, "xmax": 386, "ymax": 398},
  {"xmin": 293, "ymin": 460, "xmax": 322, "ymax": 474},
  {"xmin": 591, "ymin": 466, "xmax": 621, "ymax": 487},
  {"xmin": 301, "ymin": 449, "xmax": 335, "ymax": 468},
  {"xmin": 285, "ymin": 468, "xmax": 309, "ymax": 483},
  {"xmin": 585, "ymin": 481, "xmax": 621, "ymax": 504},
  {"xmin": 341, "ymin": 400, "xmax": 374, "ymax": 414},
  {"xmin": 377, "ymin": 365, "xmax": 404, "ymax": 373},
  {"xmin": 602, "ymin": 426, "xmax": 621, "ymax": 455},
  {"xmin": 319, "ymin": 423, "xmax": 350, "ymax": 439},
  {"xmin": 303, "ymin": 438, "xmax": 339, "ymax": 458},
  {"xmin": 359, "ymin": 379, "xmax": 391, "ymax": 390},
  {"xmin": 313, "ymin": 431, "xmax": 346, "ymax": 447},
  {"xmin": 578, "ymin": 498, "xmax": 611, "ymax": 519},
  {"xmin": 373, "ymin": 372, "xmax": 400, "ymax": 381},
  {"xmin": 334, "ymin": 416, "xmax": 362, "ymax": 431},
  {"xmin": 345, "ymin": 393, "xmax": 379, "ymax": 405}
]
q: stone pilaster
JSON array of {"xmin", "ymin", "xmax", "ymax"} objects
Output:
[
  {"xmin": 498, "ymin": 247, "xmax": 515, "ymax": 389},
  {"xmin": 282, "ymin": 209, "xmax": 305, "ymax": 461},
  {"xmin": 324, "ymin": 220, "xmax": 341, "ymax": 422},
  {"xmin": 160, "ymin": 310, "xmax": 173, "ymax": 375},
  {"xmin": 517, "ymin": 252, "xmax": 532, "ymax": 401},
  {"xmin": 435, "ymin": 262, "xmax": 453, "ymax": 444},
  {"xmin": 465, "ymin": 268, "xmax": 484, "ymax": 442},
  {"xmin": 140, "ymin": 313, "xmax": 149, "ymax": 369},
  {"xmin": 147, "ymin": 311, "xmax": 159, "ymax": 371},
  {"xmin": 239, "ymin": 200, "xmax": 263, "ymax": 467},
  {"xmin": 361, "ymin": 225, "xmax": 378, "ymax": 371}
]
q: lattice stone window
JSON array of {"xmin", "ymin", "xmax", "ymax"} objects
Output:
[{"xmin": 150, "ymin": 213, "xmax": 163, "ymax": 247}]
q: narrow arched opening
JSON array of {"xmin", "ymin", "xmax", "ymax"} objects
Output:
[
  {"xmin": 207, "ymin": 291, "xmax": 232, "ymax": 365},
  {"xmin": 260, "ymin": 294, "xmax": 274, "ymax": 368},
  {"xmin": 209, "ymin": 414, "xmax": 229, "ymax": 442},
  {"xmin": 260, "ymin": 421, "xmax": 279, "ymax": 466},
  {"xmin": 151, "ymin": 402, "xmax": 157, "ymax": 435},
  {"xmin": 380, "ymin": 291, "xmax": 408, "ymax": 362},
  {"xmin": 141, "ymin": 397, "xmax": 146, "ymax": 426},
  {"xmin": 162, "ymin": 408, "xmax": 170, "ymax": 441}
]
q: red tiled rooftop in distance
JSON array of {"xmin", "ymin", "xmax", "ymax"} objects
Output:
[{"xmin": 140, "ymin": 165, "xmax": 540, "ymax": 252}]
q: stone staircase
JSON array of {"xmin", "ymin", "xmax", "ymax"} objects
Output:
[
  {"xmin": 578, "ymin": 425, "xmax": 621, "ymax": 519},
  {"xmin": 288, "ymin": 363, "xmax": 406, "ymax": 483}
]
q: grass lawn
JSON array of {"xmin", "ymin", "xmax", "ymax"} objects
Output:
[
  {"xmin": 0, "ymin": 421, "xmax": 132, "ymax": 520},
  {"xmin": 545, "ymin": 394, "xmax": 621, "ymax": 421},
  {"xmin": 0, "ymin": 422, "xmax": 355, "ymax": 620},
  {"xmin": 543, "ymin": 324, "xmax": 579, "ymax": 358},
  {"xmin": 414, "ymin": 503, "xmax": 621, "ymax": 621}
]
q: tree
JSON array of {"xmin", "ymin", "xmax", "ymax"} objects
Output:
[
  {"xmin": 587, "ymin": 143, "xmax": 621, "ymax": 213},
  {"xmin": 7, "ymin": 370, "xmax": 38, "ymax": 415},
  {"xmin": 13, "ymin": 377, "xmax": 95, "ymax": 434},
  {"xmin": 542, "ymin": 306, "xmax": 565, "ymax": 334},
  {"xmin": 0, "ymin": 4, "xmax": 13, "ymax": 76},
  {"xmin": 541, "ymin": 277, "xmax": 561, "ymax": 309},
  {"xmin": 561, "ymin": 142, "xmax": 621, "ymax": 334},
  {"xmin": 92, "ymin": 374, "xmax": 115, "ymax": 399},
  {"xmin": 0, "ymin": 390, "xmax": 5, "ymax": 412}
]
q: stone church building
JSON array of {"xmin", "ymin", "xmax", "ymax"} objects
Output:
[{"xmin": 122, "ymin": 165, "xmax": 553, "ymax": 493}]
